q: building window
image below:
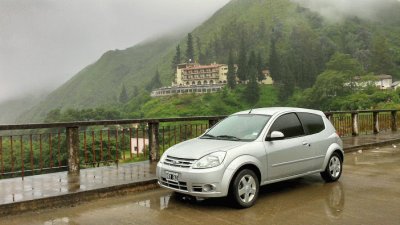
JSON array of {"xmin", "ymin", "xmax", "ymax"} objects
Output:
[
  {"xmin": 197, "ymin": 81, "xmax": 201, "ymax": 85},
  {"xmin": 210, "ymin": 80, "xmax": 214, "ymax": 84},
  {"xmin": 192, "ymin": 81, "xmax": 195, "ymax": 85},
  {"xmin": 204, "ymin": 80, "xmax": 208, "ymax": 85},
  {"xmin": 186, "ymin": 82, "xmax": 189, "ymax": 85}
]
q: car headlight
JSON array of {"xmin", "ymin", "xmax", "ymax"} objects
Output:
[{"xmin": 192, "ymin": 151, "xmax": 226, "ymax": 169}]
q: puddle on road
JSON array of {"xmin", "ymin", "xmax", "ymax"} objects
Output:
[{"xmin": 347, "ymin": 145, "xmax": 400, "ymax": 167}]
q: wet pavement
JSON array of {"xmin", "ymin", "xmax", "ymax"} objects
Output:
[
  {"xmin": 341, "ymin": 131, "xmax": 400, "ymax": 151},
  {"xmin": 0, "ymin": 162, "xmax": 156, "ymax": 205},
  {"xmin": 1, "ymin": 144, "xmax": 400, "ymax": 225}
]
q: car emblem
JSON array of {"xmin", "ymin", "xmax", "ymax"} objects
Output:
[{"xmin": 171, "ymin": 160, "xmax": 179, "ymax": 165}]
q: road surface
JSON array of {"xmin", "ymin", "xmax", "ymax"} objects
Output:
[{"xmin": 2, "ymin": 145, "xmax": 400, "ymax": 225}]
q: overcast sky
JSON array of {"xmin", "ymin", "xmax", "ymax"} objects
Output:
[{"xmin": 0, "ymin": 0, "xmax": 230, "ymax": 103}]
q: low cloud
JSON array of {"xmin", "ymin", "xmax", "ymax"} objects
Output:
[
  {"xmin": 0, "ymin": 0, "xmax": 230, "ymax": 103},
  {"xmin": 291, "ymin": 0, "xmax": 399, "ymax": 22}
]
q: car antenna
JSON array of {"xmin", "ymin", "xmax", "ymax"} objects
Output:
[{"xmin": 248, "ymin": 104, "xmax": 257, "ymax": 114}]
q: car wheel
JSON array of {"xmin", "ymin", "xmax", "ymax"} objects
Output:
[
  {"xmin": 230, "ymin": 169, "xmax": 259, "ymax": 208},
  {"xmin": 321, "ymin": 152, "xmax": 342, "ymax": 182}
]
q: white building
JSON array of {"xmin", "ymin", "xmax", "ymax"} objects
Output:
[
  {"xmin": 349, "ymin": 74, "xmax": 393, "ymax": 90},
  {"xmin": 130, "ymin": 138, "xmax": 148, "ymax": 154},
  {"xmin": 173, "ymin": 62, "xmax": 229, "ymax": 87},
  {"xmin": 375, "ymin": 74, "xmax": 392, "ymax": 89}
]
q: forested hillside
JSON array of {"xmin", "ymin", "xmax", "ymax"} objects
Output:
[{"xmin": 18, "ymin": 0, "xmax": 400, "ymax": 123}]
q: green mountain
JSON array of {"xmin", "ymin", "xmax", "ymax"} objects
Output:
[
  {"xmin": 18, "ymin": 35, "xmax": 181, "ymax": 123},
  {"xmin": 0, "ymin": 94, "xmax": 45, "ymax": 124},
  {"xmin": 18, "ymin": 0, "xmax": 400, "ymax": 123}
]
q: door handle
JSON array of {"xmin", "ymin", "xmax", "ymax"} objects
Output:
[{"xmin": 302, "ymin": 142, "xmax": 311, "ymax": 147}]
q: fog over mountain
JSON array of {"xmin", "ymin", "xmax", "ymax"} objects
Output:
[
  {"xmin": 292, "ymin": 0, "xmax": 400, "ymax": 21},
  {"xmin": 0, "ymin": 0, "xmax": 230, "ymax": 104}
]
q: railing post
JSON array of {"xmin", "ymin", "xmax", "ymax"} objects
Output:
[
  {"xmin": 66, "ymin": 126, "xmax": 80, "ymax": 174},
  {"xmin": 325, "ymin": 112, "xmax": 333, "ymax": 123},
  {"xmin": 373, "ymin": 112, "xmax": 379, "ymax": 134},
  {"xmin": 351, "ymin": 112, "xmax": 359, "ymax": 136},
  {"xmin": 208, "ymin": 119, "xmax": 218, "ymax": 128},
  {"xmin": 391, "ymin": 110, "xmax": 397, "ymax": 132},
  {"xmin": 148, "ymin": 122, "xmax": 160, "ymax": 161}
]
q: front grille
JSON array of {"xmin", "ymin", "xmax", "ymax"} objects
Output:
[
  {"xmin": 161, "ymin": 177, "xmax": 188, "ymax": 191},
  {"xmin": 192, "ymin": 185, "xmax": 203, "ymax": 192},
  {"xmin": 164, "ymin": 155, "xmax": 196, "ymax": 168}
]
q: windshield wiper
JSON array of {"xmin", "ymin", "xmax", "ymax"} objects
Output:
[
  {"xmin": 216, "ymin": 135, "xmax": 241, "ymax": 141},
  {"xmin": 201, "ymin": 133, "xmax": 216, "ymax": 139}
]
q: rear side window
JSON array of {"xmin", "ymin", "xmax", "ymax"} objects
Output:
[
  {"xmin": 297, "ymin": 112, "xmax": 325, "ymax": 135},
  {"xmin": 268, "ymin": 113, "xmax": 305, "ymax": 138}
]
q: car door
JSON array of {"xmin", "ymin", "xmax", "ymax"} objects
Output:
[
  {"xmin": 297, "ymin": 112, "xmax": 331, "ymax": 171},
  {"xmin": 264, "ymin": 113, "xmax": 314, "ymax": 180}
]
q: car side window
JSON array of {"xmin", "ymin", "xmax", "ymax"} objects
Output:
[
  {"xmin": 297, "ymin": 112, "xmax": 325, "ymax": 135},
  {"xmin": 268, "ymin": 113, "xmax": 305, "ymax": 138}
]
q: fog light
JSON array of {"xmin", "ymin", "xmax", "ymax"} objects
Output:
[{"xmin": 202, "ymin": 184, "xmax": 216, "ymax": 192}]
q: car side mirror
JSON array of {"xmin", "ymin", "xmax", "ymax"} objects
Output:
[{"xmin": 266, "ymin": 131, "xmax": 285, "ymax": 141}]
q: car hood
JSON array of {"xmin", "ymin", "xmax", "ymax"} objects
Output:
[{"xmin": 166, "ymin": 138, "xmax": 247, "ymax": 159}]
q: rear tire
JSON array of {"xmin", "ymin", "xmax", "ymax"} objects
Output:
[
  {"xmin": 321, "ymin": 152, "xmax": 342, "ymax": 182},
  {"xmin": 229, "ymin": 169, "xmax": 259, "ymax": 208}
]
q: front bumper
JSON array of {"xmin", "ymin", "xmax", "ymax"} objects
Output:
[{"xmin": 156, "ymin": 162, "xmax": 228, "ymax": 198}]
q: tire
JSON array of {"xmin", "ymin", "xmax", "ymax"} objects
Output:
[
  {"xmin": 230, "ymin": 169, "xmax": 259, "ymax": 208},
  {"xmin": 321, "ymin": 152, "xmax": 343, "ymax": 182}
]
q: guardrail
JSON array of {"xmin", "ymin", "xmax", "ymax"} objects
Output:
[
  {"xmin": 0, "ymin": 109, "xmax": 398, "ymax": 179},
  {"xmin": 325, "ymin": 109, "xmax": 398, "ymax": 136},
  {"xmin": 0, "ymin": 116, "xmax": 223, "ymax": 178}
]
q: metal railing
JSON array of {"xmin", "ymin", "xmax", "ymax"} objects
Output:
[
  {"xmin": 0, "ymin": 109, "xmax": 398, "ymax": 179},
  {"xmin": 326, "ymin": 110, "xmax": 398, "ymax": 136},
  {"xmin": 0, "ymin": 116, "xmax": 222, "ymax": 178}
]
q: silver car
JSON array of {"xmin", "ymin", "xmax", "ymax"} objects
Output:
[{"xmin": 157, "ymin": 107, "xmax": 343, "ymax": 208}]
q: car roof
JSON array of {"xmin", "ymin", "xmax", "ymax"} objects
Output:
[{"xmin": 233, "ymin": 107, "xmax": 324, "ymax": 116}]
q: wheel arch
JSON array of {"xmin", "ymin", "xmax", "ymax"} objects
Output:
[
  {"xmin": 322, "ymin": 143, "xmax": 344, "ymax": 170},
  {"xmin": 220, "ymin": 155, "xmax": 263, "ymax": 197}
]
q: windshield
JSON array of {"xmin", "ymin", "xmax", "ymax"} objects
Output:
[{"xmin": 202, "ymin": 114, "xmax": 271, "ymax": 141}]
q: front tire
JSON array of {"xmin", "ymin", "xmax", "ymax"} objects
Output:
[
  {"xmin": 230, "ymin": 169, "xmax": 259, "ymax": 208},
  {"xmin": 321, "ymin": 152, "xmax": 343, "ymax": 182}
]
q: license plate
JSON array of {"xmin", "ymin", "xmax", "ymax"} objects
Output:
[{"xmin": 165, "ymin": 171, "xmax": 179, "ymax": 182}]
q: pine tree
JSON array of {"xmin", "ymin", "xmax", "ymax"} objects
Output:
[
  {"xmin": 146, "ymin": 70, "xmax": 162, "ymax": 91},
  {"xmin": 269, "ymin": 39, "xmax": 294, "ymax": 101},
  {"xmin": 278, "ymin": 62, "xmax": 294, "ymax": 101},
  {"xmin": 196, "ymin": 36, "xmax": 206, "ymax": 64},
  {"xmin": 119, "ymin": 84, "xmax": 129, "ymax": 103},
  {"xmin": 256, "ymin": 52, "xmax": 265, "ymax": 82},
  {"xmin": 227, "ymin": 51, "xmax": 236, "ymax": 89},
  {"xmin": 286, "ymin": 25, "xmax": 319, "ymax": 88},
  {"xmin": 248, "ymin": 51, "xmax": 257, "ymax": 73},
  {"xmin": 243, "ymin": 50, "xmax": 260, "ymax": 104},
  {"xmin": 370, "ymin": 35, "xmax": 394, "ymax": 74},
  {"xmin": 237, "ymin": 38, "xmax": 248, "ymax": 82},
  {"xmin": 186, "ymin": 33, "xmax": 194, "ymax": 63},
  {"xmin": 243, "ymin": 67, "xmax": 260, "ymax": 105},
  {"xmin": 132, "ymin": 86, "xmax": 139, "ymax": 97},
  {"xmin": 269, "ymin": 38, "xmax": 281, "ymax": 83},
  {"xmin": 171, "ymin": 45, "xmax": 181, "ymax": 70}
]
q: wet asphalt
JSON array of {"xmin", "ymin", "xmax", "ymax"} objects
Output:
[{"xmin": 2, "ymin": 144, "xmax": 400, "ymax": 225}]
